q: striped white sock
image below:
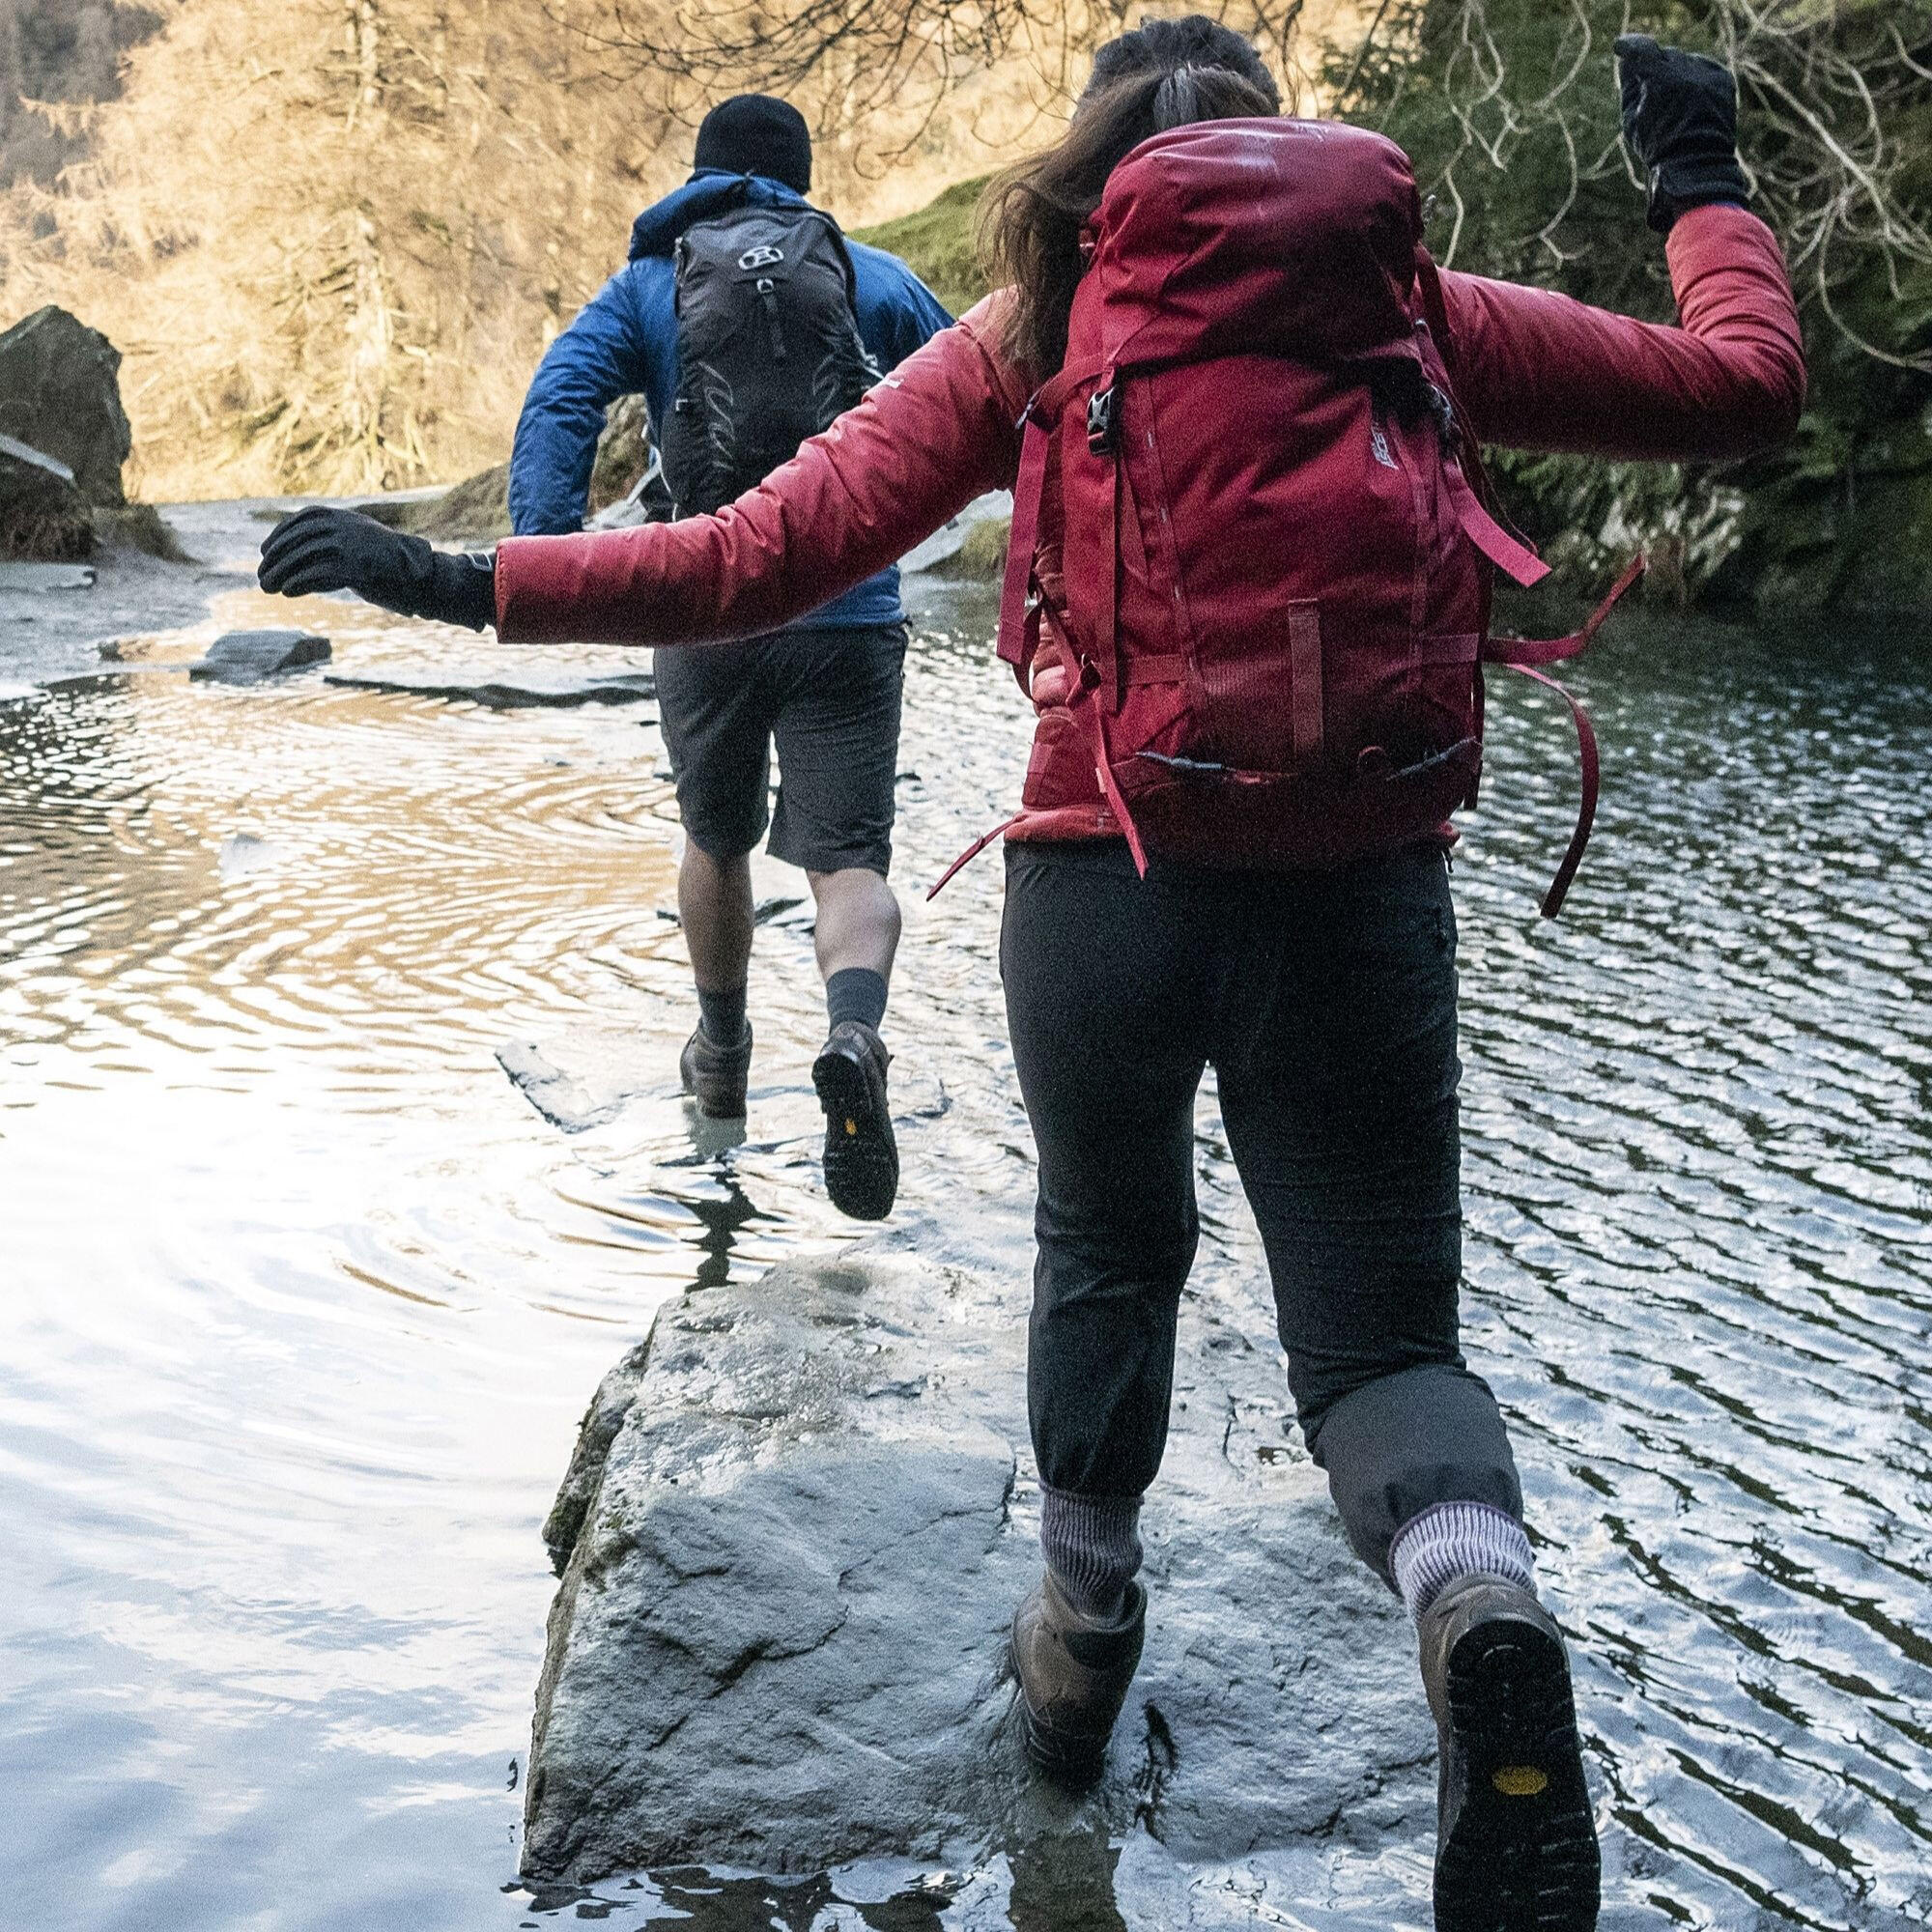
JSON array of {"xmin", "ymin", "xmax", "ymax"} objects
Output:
[{"xmin": 1389, "ymin": 1500, "xmax": 1536, "ymax": 1622}]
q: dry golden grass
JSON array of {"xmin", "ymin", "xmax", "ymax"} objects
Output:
[{"xmin": 0, "ymin": 0, "xmax": 1364, "ymax": 501}]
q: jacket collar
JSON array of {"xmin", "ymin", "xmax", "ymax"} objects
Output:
[{"xmin": 626, "ymin": 169, "xmax": 811, "ymax": 261}]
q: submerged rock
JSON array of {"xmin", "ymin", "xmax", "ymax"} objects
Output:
[
  {"xmin": 524, "ymin": 1250, "xmax": 1435, "ymax": 1897},
  {"xmin": 494, "ymin": 1034, "xmax": 649, "ymax": 1133},
  {"xmin": 190, "ymin": 629, "xmax": 331, "ymax": 684},
  {"xmin": 0, "ymin": 305, "xmax": 132, "ymax": 506},
  {"xmin": 325, "ymin": 667, "xmax": 654, "ymax": 709}
]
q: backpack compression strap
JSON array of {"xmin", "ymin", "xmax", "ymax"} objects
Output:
[
  {"xmin": 996, "ymin": 360, "xmax": 1106, "ymax": 691},
  {"xmin": 1484, "ymin": 551, "xmax": 1647, "ymax": 917}
]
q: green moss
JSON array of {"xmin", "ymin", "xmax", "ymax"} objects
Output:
[
  {"xmin": 853, "ymin": 175, "xmax": 993, "ymax": 321},
  {"xmin": 925, "ymin": 514, "xmax": 1010, "ymax": 580}
]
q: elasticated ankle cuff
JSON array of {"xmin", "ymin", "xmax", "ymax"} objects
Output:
[
  {"xmin": 1389, "ymin": 1500, "xmax": 1535, "ymax": 1622},
  {"xmin": 1040, "ymin": 1486, "xmax": 1143, "ymax": 1622}
]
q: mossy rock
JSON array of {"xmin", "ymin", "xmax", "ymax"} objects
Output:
[
  {"xmin": 95, "ymin": 501, "xmax": 195, "ymax": 563},
  {"xmin": 854, "ymin": 175, "xmax": 993, "ymax": 321},
  {"xmin": 925, "ymin": 514, "xmax": 1009, "ymax": 581},
  {"xmin": 371, "ymin": 464, "xmax": 510, "ymax": 542}
]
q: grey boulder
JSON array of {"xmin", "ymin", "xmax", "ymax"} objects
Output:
[
  {"xmin": 0, "ymin": 305, "xmax": 132, "ymax": 506},
  {"xmin": 190, "ymin": 629, "xmax": 331, "ymax": 684},
  {"xmin": 524, "ymin": 1248, "xmax": 1435, "ymax": 1900}
]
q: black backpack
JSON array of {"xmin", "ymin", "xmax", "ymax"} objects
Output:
[{"xmin": 662, "ymin": 200, "xmax": 878, "ymax": 519}]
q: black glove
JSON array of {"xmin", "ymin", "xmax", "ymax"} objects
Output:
[
  {"xmin": 257, "ymin": 505, "xmax": 497, "ymax": 631},
  {"xmin": 1614, "ymin": 34, "xmax": 1750, "ymax": 235}
]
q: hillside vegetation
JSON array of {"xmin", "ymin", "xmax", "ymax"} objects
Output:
[{"xmin": 0, "ymin": 1, "xmax": 1349, "ymax": 501}]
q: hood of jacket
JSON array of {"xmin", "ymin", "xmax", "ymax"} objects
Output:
[{"xmin": 627, "ymin": 169, "xmax": 812, "ymax": 262}]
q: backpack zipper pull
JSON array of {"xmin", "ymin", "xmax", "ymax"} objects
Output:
[{"xmin": 755, "ymin": 276, "xmax": 787, "ymax": 362}]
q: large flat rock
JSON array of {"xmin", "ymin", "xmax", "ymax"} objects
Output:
[{"xmin": 525, "ymin": 1248, "xmax": 1435, "ymax": 1909}]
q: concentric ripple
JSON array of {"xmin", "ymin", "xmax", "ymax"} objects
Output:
[{"xmin": 0, "ymin": 578, "xmax": 1926, "ymax": 1931}]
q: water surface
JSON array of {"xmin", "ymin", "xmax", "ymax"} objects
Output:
[{"xmin": 1, "ymin": 548, "xmax": 1927, "ymax": 1929}]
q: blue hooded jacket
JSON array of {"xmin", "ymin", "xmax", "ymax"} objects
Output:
[{"xmin": 507, "ymin": 171, "xmax": 954, "ymax": 631}]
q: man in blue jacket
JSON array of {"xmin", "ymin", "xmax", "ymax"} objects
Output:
[{"xmin": 509, "ymin": 95, "xmax": 952, "ymax": 1222}]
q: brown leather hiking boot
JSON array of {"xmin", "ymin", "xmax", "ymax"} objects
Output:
[
  {"xmin": 810, "ymin": 1019, "xmax": 897, "ymax": 1220},
  {"xmin": 1419, "ymin": 1573, "xmax": 1601, "ymax": 1932},
  {"xmin": 1009, "ymin": 1569, "xmax": 1147, "ymax": 1789},
  {"xmin": 679, "ymin": 1022, "xmax": 753, "ymax": 1120}
]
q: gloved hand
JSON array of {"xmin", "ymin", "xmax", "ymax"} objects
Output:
[
  {"xmin": 257, "ymin": 505, "xmax": 497, "ymax": 631},
  {"xmin": 1614, "ymin": 34, "xmax": 1750, "ymax": 235}
]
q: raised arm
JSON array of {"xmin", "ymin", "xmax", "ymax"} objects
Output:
[
  {"xmin": 1437, "ymin": 204, "xmax": 1804, "ymax": 462},
  {"xmin": 493, "ymin": 303, "xmax": 1030, "ymax": 645},
  {"xmin": 1436, "ymin": 33, "xmax": 1804, "ymax": 463}
]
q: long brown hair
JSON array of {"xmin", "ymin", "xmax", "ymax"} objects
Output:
[{"xmin": 980, "ymin": 17, "xmax": 1282, "ymax": 380}]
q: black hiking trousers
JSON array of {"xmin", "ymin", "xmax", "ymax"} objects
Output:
[{"xmin": 1000, "ymin": 838, "xmax": 1522, "ymax": 1586}]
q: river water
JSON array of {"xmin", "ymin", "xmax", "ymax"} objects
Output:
[{"xmin": 1, "ymin": 516, "xmax": 1927, "ymax": 1930}]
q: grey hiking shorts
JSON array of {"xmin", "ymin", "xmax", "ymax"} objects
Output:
[{"xmin": 653, "ymin": 622, "xmax": 907, "ymax": 877}]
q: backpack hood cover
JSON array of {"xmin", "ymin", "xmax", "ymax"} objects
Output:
[{"xmin": 1090, "ymin": 118, "xmax": 1424, "ymax": 371}]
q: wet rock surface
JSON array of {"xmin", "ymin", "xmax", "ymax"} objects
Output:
[
  {"xmin": 190, "ymin": 628, "xmax": 332, "ymax": 683},
  {"xmin": 524, "ymin": 1249, "xmax": 1435, "ymax": 1910}
]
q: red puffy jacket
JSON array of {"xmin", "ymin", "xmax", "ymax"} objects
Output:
[{"xmin": 495, "ymin": 168, "xmax": 1804, "ymax": 854}]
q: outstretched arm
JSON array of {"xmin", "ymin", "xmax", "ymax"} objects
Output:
[{"xmin": 493, "ymin": 303, "xmax": 1030, "ymax": 645}]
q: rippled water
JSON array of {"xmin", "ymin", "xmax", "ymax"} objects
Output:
[{"xmin": 1, "ymin": 546, "xmax": 1927, "ymax": 1930}]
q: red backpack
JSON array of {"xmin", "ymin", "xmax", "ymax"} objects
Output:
[{"xmin": 948, "ymin": 118, "xmax": 1639, "ymax": 916}]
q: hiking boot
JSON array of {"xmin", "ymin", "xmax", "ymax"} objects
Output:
[
  {"xmin": 679, "ymin": 1022, "xmax": 753, "ymax": 1120},
  {"xmin": 1420, "ymin": 1573, "xmax": 1601, "ymax": 1932},
  {"xmin": 1009, "ymin": 1569, "xmax": 1147, "ymax": 1789},
  {"xmin": 810, "ymin": 1018, "xmax": 897, "ymax": 1220}
]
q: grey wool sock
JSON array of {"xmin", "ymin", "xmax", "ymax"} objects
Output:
[
  {"xmin": 1389, "ymin": 1500, "xmax": 1537, "ymax": 1622},
  {"xmin": 1039, "ymin": 1486, "xmax": 1143, "ymax": 1624}
]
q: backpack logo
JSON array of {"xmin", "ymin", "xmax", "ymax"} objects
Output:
[{"xmin": 737, "ymin": 244, "xmax": 784, "ymax": 270}]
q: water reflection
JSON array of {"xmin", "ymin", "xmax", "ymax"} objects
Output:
[{"xmin": 1, "ymin": 582, "xmax": 1928, "ymax": 1929}]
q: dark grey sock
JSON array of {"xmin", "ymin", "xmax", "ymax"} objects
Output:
[
  {"xmin": 825, "ymin": 966, "xmax": 888, "ymax": 1033},
  {"xmin": 696, "ymin": 982, "xmax": 748, "ymax": 1049},
  {"xmin": 1039, "ymin": 1486, "xmax": 1143, "ymax": 1623}
]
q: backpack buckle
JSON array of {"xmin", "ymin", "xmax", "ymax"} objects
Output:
[{"xmin": 1086, "ymin": 385, "xmax": 1119, "ymax": 456}]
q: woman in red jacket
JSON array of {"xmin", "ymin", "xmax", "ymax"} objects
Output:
[{"xmin": 264, "ymin": 20, "xmax": 1803, "ymax": 1927}]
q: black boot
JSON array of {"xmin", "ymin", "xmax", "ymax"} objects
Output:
[
  {"xmin": 810, "ymin": 1018, "xmax": 897, "ymax": 1220},
  {"xmin": 1009, "ymin": 1570, "xmax": 1146, "ymax": 1790},
  {"xmin": 679, "ymin": 1021, "xmax": 753, "ymax": 1120},
  {"xmin": 1419, "ymin": 1573, "xmax": 1601, "ymax": 1931}
]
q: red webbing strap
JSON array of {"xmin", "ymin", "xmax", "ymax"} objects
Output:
[
  {"xmin": 1089, "ymin": 698, "xmax": 1151, "ymax": 876},
  {"xmin": 1443, "ymin": 457, "xmax": 1549, "ymax": 589},
  {"xmin": 926, "ymin": 812, "xmax": 1026, "ymax": 901},
  {"xmin": 997, "ymin": 410, "xmax": 1052, "ymax": 690},
  {"xmin": 1503, "ymin": 664, "xmax": 1600, "ymax": 920},
  {"xmin": 1096, "ymin": 438, "xmax": 1121, "ymax": 707},
  {"xmin": 1289, "ymin": 602, "xmax": 1322, "ymax": 762},
  {"xmin": 1481, "ymin": 554, "xmax": 1645, "ymax": 919},
  {"xmin": 1482, "ymin": 552, "xmax": 1648, "ymax": 668},
  {"xmin": 997, "ymin": 360, "xmax": 1105, "ymax": 694}
]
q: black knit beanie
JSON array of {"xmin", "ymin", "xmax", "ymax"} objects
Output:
[{"xmin": 693, "ymin": 95, "xmax": 812, "ymax": 194}]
